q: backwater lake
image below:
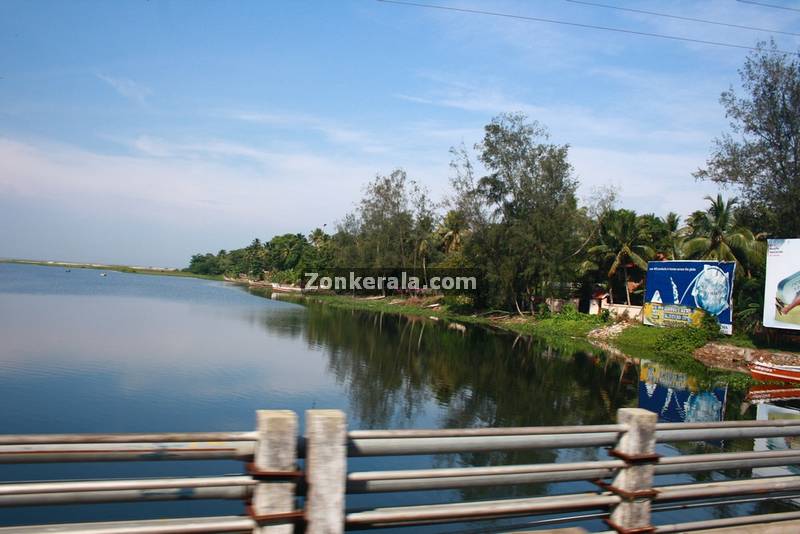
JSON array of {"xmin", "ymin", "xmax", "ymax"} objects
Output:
[{"xmin": 0, "ymin": 262, "xmax": 795, "ymax": 531}]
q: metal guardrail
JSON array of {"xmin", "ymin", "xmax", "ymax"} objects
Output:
[{"xmin": 2, "ymin": 410, "xmax": 800, "ymax": 533}]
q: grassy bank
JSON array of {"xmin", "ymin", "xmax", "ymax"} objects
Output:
[
  {"xmin": 613, "ymin": 324, "xmax": 752, "ymax": 388},
  {"xmin": 306, "ymin": 294, "xmax": 605, "ymax": 351},
  {"xmin": 1, "ymin": 259, "xmax": 223, "ymax": 281},
  {"xmin": 307, "ymin": 294, "xmax": 601, "ymax": 335}
]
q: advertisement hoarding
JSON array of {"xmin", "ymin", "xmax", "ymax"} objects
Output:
[
  {"xmin": 763, "ymin": 239, "xmax": 800, "ymax": 331},
  {"xmin": 643, "ymin": 260, "xmax": 736, "ymax": 335}
]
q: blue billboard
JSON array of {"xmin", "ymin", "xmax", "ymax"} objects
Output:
[{"xmin": 643, "ymin": 260, "xmax": 736, "ymax": 335}]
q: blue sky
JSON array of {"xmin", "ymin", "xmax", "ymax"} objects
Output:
[{"xmin": 2, "ymin": 0, "xmax": 799, "ymax": 267}]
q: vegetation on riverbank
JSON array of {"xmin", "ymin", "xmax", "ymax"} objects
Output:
[
  {"xmin": 0, "ymin": 259, "xmax": 223, "ymax": 281},
  {"xmin": 185, "ymin": 44, "xmax": 800, "ymax": 354}
]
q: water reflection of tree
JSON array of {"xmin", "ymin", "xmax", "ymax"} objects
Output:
[
  {"xmin": 259, "ymin": 304, "xmax": 643, "ymax": 501},
  {"xmin": 256, "ymin": 304, "xmax": 785, "ymax": 514}
]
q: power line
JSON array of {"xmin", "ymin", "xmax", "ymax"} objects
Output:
[
  {"xmin": 377, "ymin": 0, "xmax": 798, "ymax": 54},
  {"xmin": 567, "ymin": 0, "xmax": 800, "ymax": 37},
  {"xmin": 737, "ymin": 0, "xmax": 800, "ymax": 13}
]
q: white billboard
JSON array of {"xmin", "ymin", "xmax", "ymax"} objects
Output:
[{"xmin": 764, "ymin": 239, "xmax": 800, "ymax": 331}]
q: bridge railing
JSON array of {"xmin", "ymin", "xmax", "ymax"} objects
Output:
[{"xmin": 3, "ymin": 409, "xmax": 800, "ymax": 533}]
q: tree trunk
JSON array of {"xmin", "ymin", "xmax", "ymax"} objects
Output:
[{"xmin": 623, "ymin": 264, "xmax": 631, "ymax": 306}]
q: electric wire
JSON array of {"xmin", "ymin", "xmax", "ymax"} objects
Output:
[
  {"xmin": 567, "ymin": 0, "xmax": 800, "ymax": 37},
  {"xmin": 738, "ymin": 0, "xmax": 800, "ymax": 13},
  {"xmin": 377, "ymin": 0, "xmax": 798, "ymax": 55}
]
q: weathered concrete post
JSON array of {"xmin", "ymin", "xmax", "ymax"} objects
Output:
[
  {"xmin": 252, "ymin": 410, "xmax": 298, "ymax": 534},
  {"xmin": 608, "ymin": 407, "xmax": 658, "ymax": 533},
  {"xmin": 305, "ymin": 409, "xmax": 347, "ymax": 534}
]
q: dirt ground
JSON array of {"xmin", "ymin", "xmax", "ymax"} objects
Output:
[
  {"xmin": 693, "ymin": 342, "xmax": 800, "ymax": 374},
  {"xmin": 588, "ymin": 321, "xmax": 799, "ymax": 374}
]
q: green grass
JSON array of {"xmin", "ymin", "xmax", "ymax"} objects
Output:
[{"xmin": 615, "ymin": 324, "xmax": 752, "ymax": 389}]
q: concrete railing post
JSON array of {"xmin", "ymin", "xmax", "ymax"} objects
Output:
[
  {"xmin": 305, "ymin": 410, "xmax": 347, "ymax": 534},
  {"xmin": 252, "ymin": 410, "xmax": 298, "ymax": 534},
  {"xmin": 607, "ymin": 408, "xmax": 658, "ymax": 533}
]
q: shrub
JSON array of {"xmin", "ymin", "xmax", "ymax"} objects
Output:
[
  {"xmin": 654, "ymin": 325, "xmax": 710, "ymax": 356},
  {"xmin": 558, "ymin": 303, "xmax": 581, "ymax": 320},
  {"xmin": 535, "ymin": 302, "xmax": 551, "ymax": 318},
  {"xmin": 442, "ymin": 294, "xmax": 474, "ymax": 314},
  {"xmin": 698, "ymin": 312, "xmax": 721, "ymax": 341}
]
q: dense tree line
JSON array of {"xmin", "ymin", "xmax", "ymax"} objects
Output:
[{"xmin": 187, "ymin": 43, "xmax": 799, "ymax": 330}]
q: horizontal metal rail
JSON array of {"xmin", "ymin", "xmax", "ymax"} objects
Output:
[
  {"xmin": 347, "ymin": 468, "xmax": 617, "ymax": 493},
  {"xmin": 348, "ymin": 424, "xmax": 628, "ymax": 439},
  {"xmin": 344, "ymin": 475, "xmax": 800, "ymax": 527},
  {"xmin": 348, "ymin": 459, "xmax": 625, "ymax": 480},
  {"xmin": 345, "ymin": 419, "xmax": 800, "ymax": 440},
  {"xmin": 655, "ymin": 510, "xmax": 800, "ymax": 533},
  {"xmin": 656, "ymin": 425, "xmax": 800, "ymax": 442},
  {"xmin": 0, "ymin": 432, "xmax": 257, "ymax": 445},
  {"xmin": 0, "ymin": 486, "xmax": 253, "ymax": 507},
  {"xmin": 5, "ymin": 449, "xmax": 798, "ymax": 503},
  {"xmin": 656, "ymin": 419, "xmax": 800, "ymax": 430},
  {"xmin": 347, "ymin": 432, "xmax": 620, "ymax": 456},
  {"xmin": 0, "ymin": 441, "xmax": 255, "ymax": 464},
  {"xmin": 345, "ymin": 449, "xmax": 800, "ymax": 492},
  {"xmin": 345, "ymin": 492, "xmax": 621, "ymax": 526},
  {"xmin": 0, "ymin": 476, "xmax": 256, "ymax": 496},
  {"xmin": 655, "ymin": 475, "xmax": 800, "ymax": 502},
  {"xmin": 0, "ymin": 515, "xmax": 256, "ymax": 533},
  {"xmin": 7, "ymin": 413, "xmax": 800, "ymax": 532}
]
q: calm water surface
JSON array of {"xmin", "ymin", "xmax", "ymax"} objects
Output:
[{"xmin": 0, "ymin": 263, "xmax": 793, "ymax": 531}]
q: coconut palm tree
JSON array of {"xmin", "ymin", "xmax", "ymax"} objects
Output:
[
  {"xmin": 588, "ymin": 209, "xmax": 654, "ymax": 305},
  {"xmin": 682, "ymin": 194, "xmax": 764, "ymax": 276},
  {"xmin": 662, "ymin": 212, "xmax": 684, "ymax": 260},
  {"xmin": 438, "ymin": 210, "xmax": 468, "ymax": 254}
]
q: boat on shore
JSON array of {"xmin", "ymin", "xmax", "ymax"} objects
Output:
[
  {"xmin": 746, "ymin": 384, "xmax": 800, "ymax": 402},
  {"xmin": 270, "ymin": 283, "xmax": 303, "ymax": 294},
  {"xmin": 749, "ymin": 360, "xmax": 800, "ymax": 383}
]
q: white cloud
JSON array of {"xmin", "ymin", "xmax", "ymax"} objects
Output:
[
  {"xmin": 96, "ymin": 74, "xmax": 152, "ymax": 106},
  {"xmin": 570, "ymin": 146, "xmax": 720, "ymax": 218},
  {"xmin": 0, "ymin": 136, "xmax": 375, "ymax": 227},
  {"xmin": 223, "ymin": 110, "xmax": 388, "ymax": 153}
]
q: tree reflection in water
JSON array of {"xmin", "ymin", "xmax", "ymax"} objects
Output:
[{"xmin": 254, "ymin": 301, "xmax": 789, "ymax": 529}]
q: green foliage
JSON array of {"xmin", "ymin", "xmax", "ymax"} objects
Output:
[
  {"xmin": 585, "ymin": 209, "xmax": 654, "ymax": 305},
  {"xmin": 653, "ymin": 326, "xmax": 710, "ymax": 356},
  {"xmin": 531, "ymin": 309, "xmax": 604, "ymax": 338},
  {"xmin": 697, "ymin": 312, "xmax": 721, "ymax": 341},
  {"xmin": 332, "ymin": 169, "xmax": 437, "ymax": 271},
  {"xmin": 467, "ymin": 113, "xmax": 582, "ymax": 310},
  {"xmin": 682, "ymin": 194, "xmax": 765, "ymax": 277},
  {"xmin": 694, "ymin": 40, "xmax": 800, "ymax": 237},
  {"xmin": 535, "ymin": 302, "xmax": 551, "ymax": 319},
  {"xmin": 186, "ymin": 231, "xmax": 332, "ymax": 284},
  {"xmin": 442, "ymin": 294, "xmax": 475, "ymax": 314},
  {"xmin": 615, "ymin": 324, "xmax": 750, "ymax": 388}
]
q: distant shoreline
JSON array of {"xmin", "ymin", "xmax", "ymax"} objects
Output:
[{"xmin": 0, "ymin": 259, "xmax": 223, "ymax": 281}]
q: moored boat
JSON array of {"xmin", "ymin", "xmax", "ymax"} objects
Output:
[
  {"xmin": 749, "ymin": 360, "xmax": 800, "ymax": 383},
  {"xmin": 270, "ymin": 283, "xmax": 303, "ymax": 294},
  {"xmin": 746, "ymin": 384, "xmax": 800, "ymax": 402}
]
